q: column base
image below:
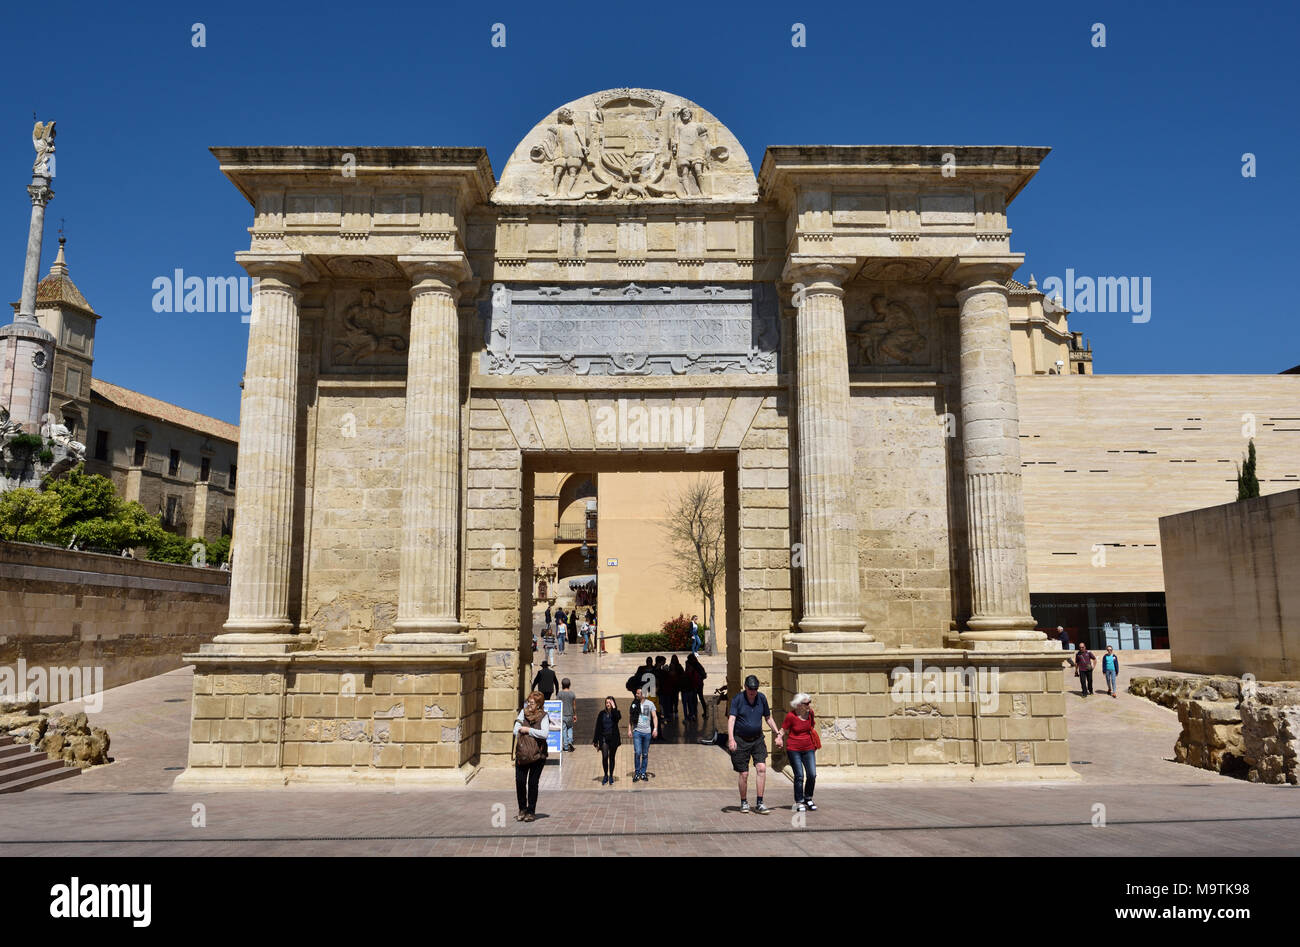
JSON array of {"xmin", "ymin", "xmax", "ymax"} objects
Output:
[
  {"xmin": 782, "ymin": 631, "xmax": 884, "ymax": 654},
  {"xmin": 797, "ymin": 616, "xmax": 872, "ymax": 636},
  {"xmin": 379, "ymin": 625, "xmax": 476, "ymax": 654},
  {"xmin": 208, "ymin": 631, "xmax": 317, "ymax": 655},
  {"xmin": 945, "ymin": 631, "xmax": 1056, "ymax": 654}
]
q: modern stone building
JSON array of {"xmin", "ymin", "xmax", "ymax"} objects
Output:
[{"xmin": 178, "ymin": 88, "xmax": 1085, "ymax": 788}]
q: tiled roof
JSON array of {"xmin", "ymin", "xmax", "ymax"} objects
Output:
[
  {"xmin": 90, "ymin": 379, "xmax": 239, "ymax": 444},
  {"xmin": 34, "ymin": 241, "xmax": 96, "ymax": 315}
]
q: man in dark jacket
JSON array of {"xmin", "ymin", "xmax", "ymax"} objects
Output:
[{"xmin": 532, "ymin": 661, "xmax": 560, "ymax": 700}]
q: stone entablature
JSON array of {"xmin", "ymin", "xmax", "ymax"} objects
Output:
[{"xmin": 181, "ymin": 90, "xmax": 1070, "ymax": 788}]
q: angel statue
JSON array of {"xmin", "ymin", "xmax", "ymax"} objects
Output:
[{"xmin": 32, "ymin": 120, "xmax": 56, "ymax": 176}]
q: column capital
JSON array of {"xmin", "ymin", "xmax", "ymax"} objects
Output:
[
  {"xmin": 948, "ymin": 255, "xmax": 1023, "ymax": 293},
  {"xmin": 398, "ymin": 253, "xmax": 471, "ymax": 294},
  {"xmin": 782, "ymin": 255, "xmax": 856, "ymax": 291},
  {"xmin": 235, "ymin": 252, "xmax": 318, "ymax": 287},
  {"xmin": 26, "ymin": 180, "xmax": 53, "ymax": 207}
]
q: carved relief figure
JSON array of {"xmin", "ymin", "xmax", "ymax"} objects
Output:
[
  {"xmin": 32, "ymin": 121, "xmax": 56, "ymax": 176},
  {"xmin": 332, "ymin": 289, "xmax": 408, "ymax": 365},
  {"xmin": 530, "ymin": 108, "xmax": 589, "ymax": 198},
  {"xmin": 851, "ymin": 295, "xmax": 927, "ymax": 365},
  {"xmin": 671, "ymin": 108, "xmax": 713, "ymax": 197}
]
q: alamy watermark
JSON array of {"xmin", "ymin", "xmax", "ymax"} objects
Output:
[
  {"xmin": 889, "ymin": 658, "xmax": 1000, "ymax": 712},
  {"xmin": 1040, "ymin": 269, "xmax": 1151, "ymax": 324},
  {"xmin": 1, "ymin": 659, "xmax": 104, "ymax": 712},
  {"xmin": 151, "ymin": 270, "xmax": 257, "ymax": 320},
  {"xmin": 594, "ymin": 398, "xmax": 705, "ymax": 451}
]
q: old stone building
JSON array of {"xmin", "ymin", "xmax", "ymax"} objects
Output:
[{"xmin": 178, "ymin": 88, "xmax": 1085, "ymax": 788}]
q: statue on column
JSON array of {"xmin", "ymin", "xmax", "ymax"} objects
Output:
[{"xmin": 32, "ymin": 121, "xmax": 56, "ymax": 176}]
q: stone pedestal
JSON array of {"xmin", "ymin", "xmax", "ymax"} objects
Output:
[
  {"xmin": 772, "ymin": 648, "xmax": 1075, "ymax": 781},
  {"xmin": 951, "ymin": 261, "xmax": 1043, "ymax": 649},
  {"xmin": 785, "ymin": 259, "xmax": 875, "ymax": 646},
  {"xmin": 218, "ymin": 255, "xmax": 314, "ymax": 649},
  {"xmin": 387, "ymin": 256, "xmax": 474, "ymax": 654}
]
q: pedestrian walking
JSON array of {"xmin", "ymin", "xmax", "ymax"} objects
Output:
[
  {"xmin": 557, "ymin": 613, "xmax": 566, "ymax": 654},
  {"xmin": 663, "ymin": 654, "xmax": 684, "ymax": 724},
  {"xmin": 545, "ymin": 605, "xmax": 552, "ymax": 633},
  {"xmin": 592, "ymin": 696, "xmax": 621, "ymax": 785},
  {"xmin": 541, "ymin": 626, "xmax": 558, "ymax": 667},
  {"xmin": 689, "ymin": 615, "xmax": 701, "ymax": 654},
  {"xmin": 727, "ymin": 674, "xmax": 783, "ymax": 813},
  {"xmin": 512, "ymin": 691, "xmax": 550, "ymax": 822},
  {"xmin": 531, "ymin": 660, "xmax": 559, "ymax": 700},
  {"xmin": 1101, "ymin": 646, "xmax": 1120, "ymax": 697},
  {"xmin": 683, "ymin": 652, "xmax": 707, "ymax": 722},
  {"xmin": 578, "ymin": 618, "xmax": 590, "ymax": 653},
  {"xmin": 560, "ymin": 677, "xmax": 577, "ymax": 751},
  {"xmin": 1075, "ymin": 643, "xmax": 1096, "ymax": 697},
  {"xmin": 628, "ymin": 687, "xmax": 658, "ymax": 782},
  {"xmin": 779, "ymin": 693, "xmax": 820, "ymax": 811}
]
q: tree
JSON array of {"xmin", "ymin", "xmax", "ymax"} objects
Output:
[
  {"xmin": 662, "ymin": 475, "xmax": 725, "ymax": 656},
  {"xmin": 1236, "ymin": 440, "xmax": 1261, "ymax": 500}
]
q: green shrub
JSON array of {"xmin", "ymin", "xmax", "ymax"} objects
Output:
[
  {"xmin": 621, "ymin": 633, "xmax": 670, "ymax": 653},
  {"xmin": 37, "ymin": 448, "xmax": 54, "ymax": 463}
]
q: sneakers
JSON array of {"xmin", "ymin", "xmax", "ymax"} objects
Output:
[
  {"xmin": 739, "ymin": 800, "xmax": 750, "ymax": 813},
  {"xmin": 805, "ymin": 799, "xmax": 817, "ymax": 811},
  {"xmin": 601, "ymin": 775, "xmax": 608, "ymax": 785},
  {"xmin": 754, "ymin": 802, "xmax": 772, "ymax": 815},
  {"xmin": 794, "ymin": 802, "xmax": 807, "ymax": 812}
]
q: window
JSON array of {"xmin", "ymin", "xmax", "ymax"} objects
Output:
[
  {"xmin": 133, "ymin": 440, "xmax": 147, "ymax": 466},
  {"xmin": 168, "ymin": 449, "xmax": 181, "ymax": 477},
  {"xmin": 163, "ymin": 495, "xmax": 180, "ymax": 528},
  {"xmin": 93, "ymin": 430, "xmax": 109, "ymax": 462},
  {"xmin": 222, "ymin": 508, "xmax": 235, "ymax": 537},
  {"xmin": 229, "ymin": 463, "xmax": 237, "ymax": 490},
  {"xmin": 200, "ymin": 457, "xmax": 211, "ymax": 482}
]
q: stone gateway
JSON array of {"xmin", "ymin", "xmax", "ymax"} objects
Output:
[{"xmin": 175, "ymin": 89, "xmax": 1073, "ymax": 788}]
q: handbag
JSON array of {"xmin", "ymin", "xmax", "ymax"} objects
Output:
[{"xmin": 809, "ymin": 712, "xmax": 822, "ymax": 751}]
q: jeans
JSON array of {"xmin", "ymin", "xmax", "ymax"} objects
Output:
[
  {"xmin": 515, "ymin": 759, "xmax": 544, "ymax": 814},
  {"xmin": 557, "ymin": 634, "xmax": 565, "ymax": 653},
  {"xmin": 563, "ymin": 719, "xmax": 574, "ymax": 748},
  {"xmin": 1104, "ymin": 669, "xmax": 1117, "ymax": 693},
  {"xmin": 632, "ymin": 729, "xmax": 652, "ymax": 777},
  {"xmin": 787, "ymin": 749, "xmax": 817, "ymax": 803}
]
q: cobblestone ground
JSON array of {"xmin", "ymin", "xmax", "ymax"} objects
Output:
[{"xmin": 5, "ymin": 650, "xmax": 1298, "ymax": 856}]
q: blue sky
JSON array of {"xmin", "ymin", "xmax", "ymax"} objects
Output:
[{"xmin": 2, "ymin": 0, "xmax": 1296, "ymax": 424}]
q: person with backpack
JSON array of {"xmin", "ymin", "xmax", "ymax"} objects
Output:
[
  {"xmin": 628, "ymin": 687, "xmax": 658, "ymax": 782},
  {"xmin": 728, "ymin": 674, "xmax": 783, "ymax": 814},
  {"xmin": 1101, "ymin": 646, "xmax": 1121, "ymax": 698},
  {"xmin": 592, "ymin": 696, "xmax": 621, "ymax": 785},
  {"xmin": 779, "ymin": 693, "xmax": 820, "ymax": 812},
  {"xmin": 512, "ymin": 690, "xmax": 550, "ymax": 822},
  {"xmin": 531, "ymin": 661, "xmax": 559, "ymax": 700}
]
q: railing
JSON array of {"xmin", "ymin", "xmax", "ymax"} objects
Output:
[{"xmin": 554, "ymin": 525, "xmax": 597, "ymax": 544}]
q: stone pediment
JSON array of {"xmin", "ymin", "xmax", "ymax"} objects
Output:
[{"xmin": 494, "ymin": 89, "xmax": 757, "ymax": 205}]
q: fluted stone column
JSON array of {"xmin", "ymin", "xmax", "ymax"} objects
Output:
[
  {"xmin": 784, "ymin": 260, "xmax": 878, "ymax": 652},
  {"xmin": 954, "ymin": 262, "xmax": 1043, "ymax": 644},
  {"xmin": 385, "ymin": 256, "xmax": 473, "ymax": 653},
  {"xmin": 218, "ymin": 256, "xmax": 312, "ymax": 648}
]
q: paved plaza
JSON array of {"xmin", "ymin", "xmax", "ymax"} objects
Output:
[{"xmin": 1, "ymin": 648, "xmax": 1298, "ymax": 856}]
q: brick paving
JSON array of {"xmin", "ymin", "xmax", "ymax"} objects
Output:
[{"xmin": 6, "ymin": 649, "xmax": 1298, "ymax": 856}]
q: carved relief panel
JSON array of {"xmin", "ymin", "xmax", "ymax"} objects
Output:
[
  {"xmin": 321, "ymin": 279, "xmax": 411, "ymax": 373},
  {"xmin": 844, "ymin": 282, "xmax": 938, "ymax": 372}
]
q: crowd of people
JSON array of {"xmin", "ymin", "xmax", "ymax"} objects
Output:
[{"xmin": 512, "ymin": 665, "xmax": 820, "ymax": 822}]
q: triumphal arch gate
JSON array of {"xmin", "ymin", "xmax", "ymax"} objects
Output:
[{"xmin": 177, "ymin": 89, "xmax": 1074, "ymax": 788}]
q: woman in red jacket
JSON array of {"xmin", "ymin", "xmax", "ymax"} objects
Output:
[{"xmin": 779, "ymin": 693, "xmax": 819, "ymax": 812}]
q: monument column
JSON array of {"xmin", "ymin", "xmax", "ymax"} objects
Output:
[
  {"xmin": 1, "ymin": 120, "xmax": 57, "ymax": 433},
  {"xmin": 783, "ymin": 259, "xmax": 878, "ymax": 652},
  {"xmin": 218, "ymin": 255, "xmax": 314, "ymax": 647},
  {"xmin": 952, "ymin": 261, "xmax": 1043, "ymax": 644},
  {"xmin": 386, "ymin": 255, "xmax": 474, "ymax": 652}
]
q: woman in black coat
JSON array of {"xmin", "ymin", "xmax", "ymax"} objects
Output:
[{"xmin": 592, "ymin": 696, "xmax": 622, "ymax": 785}]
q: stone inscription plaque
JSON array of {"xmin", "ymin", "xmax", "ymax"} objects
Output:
[{"xmin": 480, "ymin": 283, "xmax": 778, "ymax": 375}]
